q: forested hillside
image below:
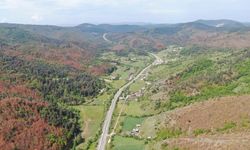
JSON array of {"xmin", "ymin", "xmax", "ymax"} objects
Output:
[
  {"xmin": 0, "ymin": 23, "xmax": 108, "ymax": 150},
  {"xmin": 0, "ymin": 51, "xmax": 105, "ymax": 149}
]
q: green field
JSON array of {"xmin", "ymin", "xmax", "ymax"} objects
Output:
[
  {"xmin": 94, "ymin": 92, "xmax": 113, "ymax": 104},
  {"xmin": 75, "ymin": 51, "xmax": 153, "ymax": 149},
  {"xmin": 122, "ymin": 116, "xmax": 145, "ymax": 131},
  {"xmin": 72, "ymin": 105, "xmax": 105, "ymax": 149},
  {"xmin": 112, "ymin": 136, "xmax": 145, "ymax": 150},
  {"xmin": 129, "ymin": 80, "xmax": 146, "ymax": 92},
  {"xmin": 101, "ymin": 52, "xmax": 152, "ymax": 90},
  {"xmin": 122, "ymin": 100, "xmax": 157, "ymax": 116}
]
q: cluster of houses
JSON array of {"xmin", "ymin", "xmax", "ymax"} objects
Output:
[
  {"xmin": 126, "ymin": 90, "xmax": 143, "ymax": 101},
  {"xmin": 119, "ymin": 80, "xmax": 152, "ymax": 102},
  {"xmin": 140, "ymin": 72, "xmax": 148, "ymax": 81},
  {"xmin": 129, "ymin": 124, "xmax": 152, "ymax": 139},
  {"xmin": 110, "ymin": 75, "xmax": 120, "ymax": 80},
  {"xmin": 130, "ymin": 124, "xmax": 141, "ymax": 136}
]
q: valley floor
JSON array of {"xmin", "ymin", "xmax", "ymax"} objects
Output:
[
  {"xmin": 73, "ymin": 45, "xmax": 250, "ymax": 150},
  {"xmin": 73, "ymin": 52, "xmax": 154, "ymax": 150},
  {"xmin": 104, "ymin": 46, "xmax": 250, "ymax": 150}
]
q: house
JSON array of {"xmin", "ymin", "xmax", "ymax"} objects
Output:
[
  {"xmin": 119, "ymin": 96, "xmax": 125, "ymax": 100},
  {"xmin": 110, "ymin": 75, "xmax": 116, "ymax": 80},
  {"xmin": 135, "ymin": 91, "xmax": 142, "ymax": 97},
  {"xmin": 99, "ymin": 88, "xmax": 106, "ymax": 94},
  {"xmin": 131, "ymin": 128, "xmax": 139, "ymax": 135},
  {"xmin": 128, "ymin": 74, "xmax": 134, "ymax": 81}
]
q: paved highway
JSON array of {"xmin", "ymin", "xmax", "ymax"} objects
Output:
[
  {"xmin": 97, "ymin": 53, "xmax": 163, "ymax": 150},
  {"xmin": 103, "ymin": 33, "xmax": 112, "ymax": 43}
]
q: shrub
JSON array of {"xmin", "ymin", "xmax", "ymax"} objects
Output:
[
  {"xmin": 193, "ymin": 129, "xmax": 211, "ymax": 136},
  {"xmin": 157, "ymin": 128, "xmax": 182, "ymax": 140},
  {"xmin": 216, "ymin": 122, "xmax": 237, "ymax": 132}
]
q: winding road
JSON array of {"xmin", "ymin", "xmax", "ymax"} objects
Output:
[
  {"xmin": 103, "ymin": 33, "xmax": 112, "ymax": 43},
  {"xmin": 97, "ymin": 53, "xmax": 163, "ymax": 150}
]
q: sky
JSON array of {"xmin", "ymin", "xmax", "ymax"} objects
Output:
[{"xmin": 0, "ymin": 0, "xmax": 249, "ymax": 26}]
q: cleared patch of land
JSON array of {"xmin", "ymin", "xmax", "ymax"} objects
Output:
[
  {"xmin": 140, "ymin": 95, "xmax": 250, "ymax": 149},
  {"xmin": 164, "ymin": 133, "xmax": 250, "ymax": 150},
  {"xmin": 129, "ymin": 80, "xmax": 146, "ymax": 93},
  {"xmin": 112, "ymin": 136, "xmax": 145, "ymax": 150},
  {"xmin": 163, "ymin": 95, "xmax": 250, "ymax": 131},
  {"xmin": 73, "ymin": 105, "xmax": 105, "ymax": 149},
  {"xmin": 122, "ymin": 116, "xmax": 145, "ymax": 132}
]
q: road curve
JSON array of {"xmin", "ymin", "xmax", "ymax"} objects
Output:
[
  {"xmin": 103, "ymin": 33, "xmax": 112, "ymax": 43},
  {"xmin": 97, "ymin": 53, "xmax": 163, "ymax": 150}
]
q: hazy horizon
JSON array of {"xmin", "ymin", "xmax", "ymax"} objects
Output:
[
  {"xmin": 0, "ymin": 19, "xmax": 249, "ymax": 27},
  {"xmin": 0, "ymin": 0, "xmax": 249, "ymax": 26}
]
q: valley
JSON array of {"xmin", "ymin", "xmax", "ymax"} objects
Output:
[
  {"xmin": 104, "ymin": 46, "xmax": 250, "ymax": 150},
  {"xmin": 1, "ymin": 19, "xmax": 250, "ymax": 150}
]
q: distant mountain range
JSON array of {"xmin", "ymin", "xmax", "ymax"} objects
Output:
[
  {"xmin": 0, "ymin": 19, "xmax": 248, "ymax": 36},
  {"xmin": 75, "ymin": 19, "xmax": 248, "ymax": 32},
  {"xmin": 194, "ymin": 19, "xmax": 246, "ymax": 28},
  {"xmin": 244, "ymin": 22, "xmax": 250, "ymax": 27},
  {"xmin": 1, "ymin": 19, "xmax": 250, "ymax": 52}
]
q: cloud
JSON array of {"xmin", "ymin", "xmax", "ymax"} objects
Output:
[
  {"xmin": 51, "ymin": 0, "xmax": 84, "ymax": 8},
  {"xmin": 0, "ymin": 0, "xmax": 249, "ymax": 25},
  {"xmin": 31, "ymin": 14, "xmax": 43, "ymax": 22},
  {"xmin": 147, "ymin": 9, "xmax": 183, "ymax": 15},
  {"xmin": 0, "ymin": 18, "xmax": 7, "ymax": 23},
  {"xmin": 0, "ymin": 0, "xmax": 33, "ymax": 9}
]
